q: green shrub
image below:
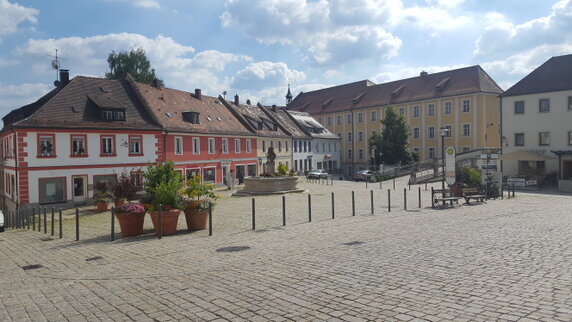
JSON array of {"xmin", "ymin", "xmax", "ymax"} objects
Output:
[
  {"xmin": 144, "ymin": 161, "xmax": 184, "ymax": 210},
  {"xmin": 277, "ymin": 164, "xmax": 288, "ymax": 176},
  {"xmin": 458, "ymin": 166, "xmax": 482, "ymax": 187}
]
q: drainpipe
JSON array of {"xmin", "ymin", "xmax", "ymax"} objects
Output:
[
  {"xmin": 499, "ymin": 96, "xmax": 503, "ymax": 173},
  {"xmin": 11, "ymin": 129, "xmax": 18, "ymax": 211},
  {"xmin": 162, "ymin": 129, "xmax": 168, "ymax": 162},
  {"xmin": 351, "ymin": 110, "xmax": 355, "ymax": 179}
]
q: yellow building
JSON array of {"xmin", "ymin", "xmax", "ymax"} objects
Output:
[{"xmin": 287, "ymin": 66, "xmax": 503, "ymax": 178}]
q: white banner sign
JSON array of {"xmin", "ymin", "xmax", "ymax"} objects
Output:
[{"xmin": 445, "ymin": 147, "xmax": 456, "ymax": 185}]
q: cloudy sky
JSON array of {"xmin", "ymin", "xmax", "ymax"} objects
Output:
[{"xmin": 0, "ymin": 0, "xmax": 571, "ymax": 119}]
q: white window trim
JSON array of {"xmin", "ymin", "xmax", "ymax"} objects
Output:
[
  {"xmin": 246, "ymin": 139, "xmax": 252, "ymax": 153},
  {"xmin": 208, "ymin": 138, "xmax": 215, "ymax": 154},
  {"xmin": 222, "ymin": 138, "xmax": 229, "ymax": 154},
  {"xmin": 192, "ymin": 137, "xmax": 200, "ymax": 155},
  {"xmin": 174, "ymin": 136, "xmax": 183, "ymax": 155},
  {"xmin": 462, "ymin": 123, "xmax": 471, "ymax": 136},
  {"xmin": 235, "ymin": 139, "xmax": 241, "ymax": 153}
]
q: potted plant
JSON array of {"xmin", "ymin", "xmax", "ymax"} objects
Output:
[
  {"xmin": 112, "ymin": 172, "xmax": 139, "ymax": 208},
  {"xmin": 115, "ymin": 203, "xmax": 146, "ymax": 237},
  {"xmin": 144, "ymin": 161, "xmax": 184, "ymax": 236},
  {"xmin": 183, "ymin": 175, "xmax": 219, "ymax": 231},
  {"xmin": 93, "ymin": 191, "xmax": 113, "ymax": 212}
]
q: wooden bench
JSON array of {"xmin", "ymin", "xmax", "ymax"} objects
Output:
[
  {"xmin": 462, "ymin": 187, "xmax": 486, "ymax": 205},
  {"xmin": 431, "ymin": 188, "xmax": 462, "ymax": 208}
]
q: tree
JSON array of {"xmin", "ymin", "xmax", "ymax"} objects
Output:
[
  {"xmin": 368, "ymin": 132, "xmax": 383, "ymax": 170},
  {"xmin": 377, "ymin": 106, "xmax": 413, "ymax": 165},
  {"xmin": 105, "ymin": 48, "xmax": 157, "ymax": 84}
]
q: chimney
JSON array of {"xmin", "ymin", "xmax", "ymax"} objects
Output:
[
  {"xmin": 272, "ymin": 104, "xmax": 277, "ymax": 111},
  {"xmin": 420, "ymin": 71, "xmax": 428, "ymax": 77},
  {"xmin": 152, "ymin": 79, "xmax": 163, "ymax": 88},
  {"xmin": 59, "ymin": 69, "xmax": 70, "ymax": 87},
  {"xmin": 194, "ymin": 88, "xmax": 202, "ymax": 100},
  {"xmin": 246, "ymin": 99, "xmax": 251, "ymax": 105},
  {"xmin": 234, "ymin": 94, "xmax": 239, "ymax": 105}
]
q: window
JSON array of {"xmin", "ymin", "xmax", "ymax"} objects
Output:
[
  {"xmin": 285, "ymin": 141, "xmax": 289, "ymax": 152},
  {"xmin": 358, "ymin": 149, "xmax": 364, "ymax": 160},
  {"xmin": 370, "ymin": 111, "xmax": 377, "ymax": 121},
  {"xmin": 413, "ymin": 147, "xmax": 420, "ymax": 154},
  {"xmin": 192, "ymin": 137, "xmax": 200, "ymax": 154},
  {"xmin": 94, "ymin": 175, "xmax": 116, "ymax": 194},
  {"xmin": 358, "ymin": 132, "xmax": 363, "ymax": 141},
  {"xmin": 347, "ymin": 149, "xmax": 352, "ymax": 159},
  {"xmin": 428, "ymin": 147, "xmax": 435, "ymax": 159},
  {"xmin": 327, "ymin": 117, "xmax": 332, "ymax": 125},
  {"xmin": 318, "ymin": 117, "xmax": 322, "ymax": 124},
  {"xmin": 316, "ymin": 143, "xmax": 320, "ymax": 153},
  {"xmin": 569, "ymin": 132, "xmax": 572, "ymax": 145},
  {"xmin": 539, "ymin": 98, "xmax": 550, "ymax": 112},
  {"xmin": 427, "ymin": 104, "xmax": 435, "ymax": 116},
  {"xmin": 235, "ymin": 139, "xmax": 241, "ymax": 153},
  {"xmin": 101, "ymin": 110, "xmax": 113, "ymax": 120},
  {"xmin": 246, "ymin": 139, "xmax": 251, "ymax": 153},
  {"xmin": 568, "ymin": 96, "xmax": 572, "ymax": 110},
  {"xmin": 347, "ymin": 113, "xmax": 352, "ymax": 124},
  {"xmin": 444, "ymin": 125, "xmax": 452, "ymax": 137},
  {"xmin": 101, "ymin": 109, "xmax": 125, "ymax": 121},
  {"xmin": 444, "ymin": 102, "xmax": 452, "ymax": 114},
  {"xmin": 308, "ymin": 141, "xmax": 312, "ymax": 152},
  {"xmin": 515, "ymin": 133, "xmax": 525, "ymax": 146},
  {"xmin": 371, "ymin": 130, "xmax": 376, "ymax": 137},
  {"xmin": 278, "ymin": 141, "xmax": 282, "ymax": 152},
  {"xmin": 347, "ymin": 132, "xmax": 352, "ymax": 142},
  {"xmin": 262, "ymin": 140, "xmax": 266, "ymax": 152},
  {"xmin": 462, "ymin": 99, "xmax": 470, "ymax": 112},
  {"xmin": 462, "ymin": 146, "xmax": 471, "ymax": 152},
  {"xmin": 328, "ymin": 143, "xmax": 332, "ymax": 152},
  {"xmin": 222, "ymin": 138, "xmax": 228, "ymax": 154},
  {"xmin": 174, "ymin": 137, "xmax": 183, "ymax": 155},
  {"xmin": 322, "ymin": 143, "xmax": 325, "ymax": 152},
  {"xmin": 514, "ymin": 101, "xmax": 524, "ymax": 114},
  {"xmin": 462, "ymin": 124, "xmax": 470, "ymax": 136},
  {"xmin": 71, "ymin": 135, "xmax": 86, "ymax": 156},
  {"xmin": 428, "ymin": 126, "xmax": 435, "ymax": 139},
  {"xmin": 38, "ymin": 134, "xmax": 55, "ymax": 157},
  {"xmin": 39, "ymin": 177, "xmax": 65, "ymax": 204},
  {"xmin": 129, "ymin": 136, "xmax": 143, "ymax": 155},
  {"xmin": 413, "ymin": 127, "xmax": 420, "ymax": 139},
  {"xmin": 413, "ymin": 106, "xmax": 420, "ymax": 117},
  {"xmin": 539, "ymin": 132, "xmax": 550, "ymax": 146},
  {"xmin": 399, "ymin": 107, "xmax": 405, "ymax": 115},
  {"xmin": 101, "ymin": 136, "xmax": 115, "ymax": 156},
  {"xmin": 357, "ymin": 112, "xmax": 363, "ymax": 123},
  {"xmin": 130, "ymin": 172, "xmax": 144, "ymax": 190},
  {"xmin": 202, "ymin": 167, "xmax": 215, "ymax": 183},
  {"xmin": 208, "ymin": 138, "xmax": 215, "ymax": 154},
  {"xmin": 337, "ymin": 115, "xmax": 342, "ymax": 125},
  {"xmin": 114, "ymin": 110, "xmax": 125, "ymax": 121}
]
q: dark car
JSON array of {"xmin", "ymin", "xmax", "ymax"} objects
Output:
[
  {"xmin": 307, "ymin": 169, "xmax": 328, "ymax": 179},
  {"xmin": 0, "ymin": 210, "xmax": 4, "ymax": 232},
  {"xmin": 354, "ymin": 170, "xmax": 373, "ymax": 182}
]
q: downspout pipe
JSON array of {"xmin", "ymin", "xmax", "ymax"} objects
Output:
[
  {"xmin": 499, "ymin": 96, "xmax": 503, "ymax": 173},
  {"xmin": 11, "ymin": 129, "xmax": 18, "ymax": 211}
]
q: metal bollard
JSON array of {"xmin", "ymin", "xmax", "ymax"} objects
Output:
[
  {"xmin": 158, "ymin": 205, "xmax": 163, "ymax": 239},
  {"xmin": 111, "ymin": 207, "xmax": 115, "ymax": 242},
  {"xmin": 393, "ymin": 178, "xmax": 396, "ymax": 190},
  {"xmin": 409, "ymin": 181, "xmax": 411, "ymax": 190},
  {"xmin": 418, "ymin": 187, "xmax": 421, "ymax": 208},
  {"xmin": 32, "ymin": 208, "xmax": 35, "ymax": 231},
  {"xmin": 251, "ymin": 198, "xmax": 255, "ymax": 230},
  {"xmin": 512, "ymin": 184, "xmax": 515, "ymax": 198},
  {"xmin": 366, "ymin": 181, "xmax": 368, "ymax": 189},
  {"xmin": 208, "ymin": 202, "xmax": 213, "ymax": 236},
  {"xmin": 43, "ymin": 208, "xmax": 47, "ymax": 234},
  {"xmin": 501, "ymin": 184, "xmax": 504, "ymax": 199},
  {"xmin": 59, "ymin": 208, "xmax": 63, "ymax": 239},
  {"xmin": 404, "ymin": 188, "xmax": 407, "ymax": 210},
  {"xmin": 282, "ymin": 196, "xmax": 286, "ymax": 226},
  {"xmin": 75, "ymin": 208, "xmax": 79, "ymax": 241},
  {"xmin": 388, "ymin": 189, "xmax": 391, "ymax": 212},
  {"xmin": 370, "ymin": 190, "xmax": 374, "ymax": 215},
  {"xmin": 308, "ymin": 194, "xmax": 312, "ymax": 222},
  {"xmin": 38, "ymin": 208, "xmax": 41, "ymax": 232},
  {"xmin": 27, "ymin": 209, "xmax": 30, "ymax": 230},
  {"xmin": 352, "ymin": 191, "xmax": 355, "ymax": 216},
  {"xmin": 51, "ymin": 208, "xmax": 54, "ymax": 236},
  {"xmin": 331, "ymin": 192, "xmax": 335, "ymax": 219},
  {"xmin": 425, "ymin": 182, "xmax": 427, "ymax": 191}
]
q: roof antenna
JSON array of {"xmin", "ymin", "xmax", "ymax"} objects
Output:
[{"xmin": 51, "ymin": 49, "xmax": 61, "ymax": 87}]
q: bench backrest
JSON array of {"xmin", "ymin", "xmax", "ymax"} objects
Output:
[{"xmin": 462, "ymin": 187, "xmax": 480, "ymax": 195}]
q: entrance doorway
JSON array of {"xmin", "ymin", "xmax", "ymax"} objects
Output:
[{"xmin": 72, "ymin": 176, "xmax": 87, "ymax": 203}]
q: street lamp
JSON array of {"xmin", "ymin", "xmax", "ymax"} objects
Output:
[{"xmin": 440, "ymin": 127, "xmax": 450, "ymax": 194}]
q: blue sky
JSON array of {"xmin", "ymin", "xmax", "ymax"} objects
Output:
[{"xmin": 1, "ymin": 0, "xmax": 571, "ymax": 119}]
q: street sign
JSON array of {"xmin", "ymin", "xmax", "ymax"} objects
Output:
[{"xmin": 445, "ymin": 147, "xmax": 456, "ymax": 185}]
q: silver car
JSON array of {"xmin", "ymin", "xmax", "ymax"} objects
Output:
[
  {"xmin": 354, "ymin": 170, "xmax": 373, "ymax": 182},
  {"xmin": 307, "ymin": 169, "xmax": 328, "ymax": 179}
]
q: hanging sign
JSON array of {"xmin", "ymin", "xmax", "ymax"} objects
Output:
[{"xmin": 445, "ymin": 147, "xmax": 456, "ymax": 185}]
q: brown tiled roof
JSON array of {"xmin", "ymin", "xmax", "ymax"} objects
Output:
[
  {"xmin": 260, "ymin": 105, "xmax": 310, "ymax": 139},
  {"xmin": 220, "ymin": 99, "xmax": 291, "ymax": 138},
  {"xmin": 501, "ymin": 54, "xmax": 572, "ymax": 97},
  {"xmin": 132, "ymin": 82, "xmax": 255, "ymax": 136},
  {"xmin": 287, "ymin": 66, "xmax": 503, "ymax": 115},
  {"xmin": 4, "ymin": 76, "xmax": 160, "ymax": 130}
]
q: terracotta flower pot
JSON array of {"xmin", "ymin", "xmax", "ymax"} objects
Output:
[
  {"xmin": 114, "ymin": 199, "xmax": 126, "ymax": 208},
  {"xmin": 149, "ymin": 209, "xmax": 181, "ymax": 236},
  {"xmin": 185, "ymin": 208, "xmax": 208, "ymax": 231},
  {"xmin": 95, "ymin": 201, "xmax": 109, "ymax": 212},
  {"xmin": 115, "ymin": 212, "xmax": 145, "ymax": 237}
]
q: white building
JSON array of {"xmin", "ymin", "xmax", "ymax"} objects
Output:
[{"xmin": 500, "ymin": 54, "xmax": 572, "ymax": 191}]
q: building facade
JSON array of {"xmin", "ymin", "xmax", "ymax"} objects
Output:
[{"xmin": 287, "ymin": 66, "xmax": 503, "ymax": 179}]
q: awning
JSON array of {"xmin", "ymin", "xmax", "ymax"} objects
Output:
[{"xmin": 499, "ymin": 150, "xmax": 556, "ymax": 161}]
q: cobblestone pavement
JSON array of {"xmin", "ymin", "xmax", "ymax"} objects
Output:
[{"xmin": 1, "ymin": 177, "xmax": 572, "ymax": 321}]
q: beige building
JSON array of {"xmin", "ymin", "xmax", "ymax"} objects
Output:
[{"xmin": 287, "ymin": 66, "xmax": 503, "ymax": 178}]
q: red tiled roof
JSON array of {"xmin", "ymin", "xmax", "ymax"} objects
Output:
[
  {"xmin": 4, "ymin": 77, "xmax": 160, "ymax": 130},
  {"xmin": 288, "ymin": 66, "xmax": 503, "ymax": 115}
]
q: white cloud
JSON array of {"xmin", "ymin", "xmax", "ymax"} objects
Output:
[
  {"xmin": 425, "ymin": 0, "xmax": 465, "ymax": 9},
  {"xmin": 192, "ymin": 50, "xmax": 252, "ymax": 72},
  {"xmin": 474, "ymin": 0, "xmax": 572, "ymax": 57},
  {"xmin": 0, "ymin": 0, "xmax": 38, "ymax": 35},
  {"xmin": 0, "ymin": 83, "xmax": 52, "ymax": 115},
  {"xmin": 399, "ymin": 6, "xmax": 472, "ymax": 31},
  {"xmin": 107, "ymin": 0, "xmax": 160, "ymax": 9},
  {"xmin": 231, "ymin": 61, "xmax": 305, "ymax": 90},
  {"xmin": 371, "ymin": 63, "xmax": 466, "ymax": 83}
]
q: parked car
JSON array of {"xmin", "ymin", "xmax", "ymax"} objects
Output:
[
  {"xmin": 0, "ymin": 210, "xmax": 4, "ymax": 232},
  {"xmin": 354, "ymin": 170, "xmax": 373, "ymax": 182},
  {"xmin": 307, "ymin": 169, "xmax": 328, "ymax": 179}
]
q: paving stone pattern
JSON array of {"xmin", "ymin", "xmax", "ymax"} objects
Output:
[{"xmin": 1, "ymin": 177, "xmax": 571, "ymax": 321}]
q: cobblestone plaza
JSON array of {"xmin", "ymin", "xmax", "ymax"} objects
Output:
[{"xmin": 1, "ymin": 177, "xmax": 571, "ymax": 321}]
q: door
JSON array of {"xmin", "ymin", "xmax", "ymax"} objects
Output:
[{"xmin": 72, "ymin": 176, "xmax": 87, "ymax": 202}]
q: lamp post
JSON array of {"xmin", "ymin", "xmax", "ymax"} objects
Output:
[{"xmin": 440, "ymin": 127, "xmax": 450, "ymax": 195}]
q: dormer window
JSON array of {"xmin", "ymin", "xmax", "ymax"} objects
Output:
[
  {"xmin": 114, "ymin": 111, "xmax": 125, "ymax": 121},
  {"xmin": 102, "ymin": 110, "xmax": 113, "ymax": 120},
  {"xmin": 100, "ymin": 109, "xmax": 125, "ymax": 121},
  {"xmin": 182, "ymin": 111, "xmax": 200, "ymax": 124}
]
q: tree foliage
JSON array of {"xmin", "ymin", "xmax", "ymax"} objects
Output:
[
  {"xmin": 377, "ymin": 106, "xmax": 413, "ymax": 165},
  {"xmin": 105, "ymin": 48, "xmax": 157, "ymax": 84}
]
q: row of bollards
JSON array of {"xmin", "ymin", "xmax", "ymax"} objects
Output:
[{"xmin": 7, "ymin": 207, "xmax": 67, "ymax": 239}]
